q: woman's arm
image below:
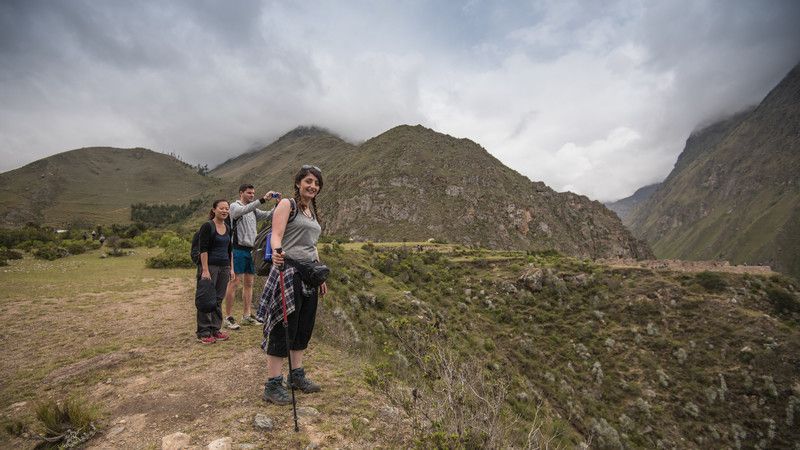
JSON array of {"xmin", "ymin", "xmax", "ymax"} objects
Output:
[
  {"xmin": 200, "ymin": 252, "xmax": 211, "ymax": 279},
  {"xmin": 270, "ymin": 198, "xmax": 292, "ymax": 265}
]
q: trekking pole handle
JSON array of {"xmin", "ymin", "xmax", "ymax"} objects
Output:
[{"xmin": 275, "ymin": 247, "xmax": 284, "ymax": 271}]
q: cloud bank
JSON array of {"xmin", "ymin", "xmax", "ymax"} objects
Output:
[{"xmin": 1, "ymin": 0, "xmax": 799, "ymax": 201}]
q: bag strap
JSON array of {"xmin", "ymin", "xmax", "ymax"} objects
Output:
[{"xmin": 288, "ymin": 198, "xmax": 298, "ymax": 223}]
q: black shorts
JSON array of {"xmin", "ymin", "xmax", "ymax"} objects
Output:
[{"xmin": 266, "ymin": 275, "xmax": 319, "ymax": 357}]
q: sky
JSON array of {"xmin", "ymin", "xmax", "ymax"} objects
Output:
[{"xmin": 1, "ymin": 0, "xmax": 799, "ymax": 202}]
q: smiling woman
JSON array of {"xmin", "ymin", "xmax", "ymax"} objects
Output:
[
  {"xmin": 256, "ymin": 165, "xmax": 328, "ymax": 406},
  {"xmin": 194, "ymin": 199, "xmax": 235, "ymax": 345}
]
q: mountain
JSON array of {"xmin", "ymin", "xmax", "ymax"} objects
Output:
[
  {"xmin": 212, "ymin": 125, "xmax": 652, "ymax": 259},
  {"xmin": 627, "ymin": 63, "xmax": 800, "ymax": 279},
  {"xmin": 0, "ymin": 147, "xmax": 220, "ymax": 226},
  {"xmin": 605, "ymin": 183, "xmax": 660, "ymax": 221}
]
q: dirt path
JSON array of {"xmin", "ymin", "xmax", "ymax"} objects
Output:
[{"xmin": 0, "ymin": 250, "xmax": 408, "ymax": 449}]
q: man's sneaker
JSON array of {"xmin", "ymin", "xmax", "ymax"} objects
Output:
[
  {"xmin": 240, "ymin": 315, "xmax": 255, "ymax": 325},
  {"xmin": 197, "ymin": 335, "xmax": 216, "ymax": 345},
  {"xmin": 290, "ymin": 367, "xmax": 321, "ymax": 393},
  {"xmin": 212, "ymin": 331, "xmax": 229, "ymax": 341},
  {"xmin": 224, "ymin": 316, "xmax": 240, "ymax": 330},
  {"xmin": 263, "ymin": 376, "xmax": 291, "ymax": 405}
]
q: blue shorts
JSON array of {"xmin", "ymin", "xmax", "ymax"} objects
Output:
[{"xmin": 233, "ymin": 248, "xmax": 255, "ymax": 274}]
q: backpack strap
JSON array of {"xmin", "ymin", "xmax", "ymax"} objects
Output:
[{"xmin": 288, "ymin": 198, "xmax": 298, "ymax": 223}]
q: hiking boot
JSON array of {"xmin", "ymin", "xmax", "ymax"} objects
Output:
[
  {"xmin": 244, "ymin": 314, "xmax": 264, "ymax": 325},
  {"xmin": 240, "ymin": 315, "xmax": 255, "ymax": 325},
  {"xmin": 290, "ymin": 367, "xmax": 321, "ymax": 393},
  {"xmin": 263, "ymin": 376, "xmax": 291, "ymax": 405},
  {"xmin": 197, "ymin": 335, "xmax": 216, "ymax": 345},
  {"xmin": 212, "ymin": 331, "xmax": 229, "ymax": 341},
  {"xmin": 225, "ymin": 316, "xmax": 240, "ymax": 330}
]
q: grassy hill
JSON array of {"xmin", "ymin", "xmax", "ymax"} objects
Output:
[
  {"xmin": 212, "ymin": 125, "xmax": 652, "ymax": 260},
  {"xmin": 1, "ymin": 244, "xmax": 797, "ymax": 448},
  {"xmin": 627, "ymin": 64, "xmax": 800, "ymax": 280},
  {"xmin": 0, "ymin": 147, "xmax": 221, "ymax": 227}
]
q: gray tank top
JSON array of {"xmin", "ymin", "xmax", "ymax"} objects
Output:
[{"xmin": 283, "ymin": 205, "xmax": 321, "ymax": 263}]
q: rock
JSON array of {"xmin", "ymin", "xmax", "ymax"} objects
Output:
[
  {"xmin": 162, "ymin": 432, "xmax": 191, "ymax": 450},
  {"xmin": 457, "ymin": 302, "xmax": 468, "ymax": 311},
  {"xmin": 237, "ymin": 445, "xmax": 257, "ymax": 450},
  {"xmin": 683, "ymin": 402, "xmax": 700, "ymax": 418},
  {"xmin": 379, "ymin": 405, "xmax": 402, "ymax": 418},
  {"xmin": 297, "ymin": 406, "xmax": 319, "ymax": 417},
  {"xmin": 208, "ymin": 437, "xmax": 232, "ymax": 450},
  {"xmin": 657, "ymin": 369, "xmax": 669, "ymax": 387},
  {"xmin": 516, "ymin": 392, "xmax": 529, "ymax": 402},
  {"xmin": 464, "ymin": 288, "xmax": 472, "ymax": 296},
  {"xmin": 673, "ymin": 348, "xmax": 688, "ymax": 364},
  {"xmin": 518, "ymin": 268, "xmax": 544, "ymax": 292},
  {"xmin": 106, "ymin": 425, "xmax": 125, "ymax": 438},
  {"xmin": 349, "ymin": 294, "xmax": 360, "ymax": 307},
  {"xmin": 253, "ymin": 414, "xmax": 273, "ymax": 431},
  {"xmin": 589, "ymin": 418, "xmax": 621, "ymax": 449},
  {"xmin": 500, "ymin": 281, "xmax": 517, "ymax": 294}
]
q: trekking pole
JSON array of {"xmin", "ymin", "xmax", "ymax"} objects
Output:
[{"xmin": 276, "ymin": 248, "xmax": 300, "ymax": 432}]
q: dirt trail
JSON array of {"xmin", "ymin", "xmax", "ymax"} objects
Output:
[{"xmin": 0, "ymin": 252, "xmax": 408, "ymax": 449}]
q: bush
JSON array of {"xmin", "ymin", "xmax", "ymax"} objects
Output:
[
  {"xmin": 62, "ymin": 240, "xmax": 89, "ymax": 256},
  {"xmin": 34, "ymin": 244, "xmax": 69, "ymax": 261},
  {"xmin": 35, "ymin": 396, "xmax": 101, "ymax": 448},
  {"xmin": 0, "ymin": 247, "xmax": 23, "ymax": 260},
  {"xmin": 695, "ymin": 271, "xmax": 728, "ymax": 292},
  {"xmin": 0, "ymin": 225, "xmax": 57, "ymax": 248},
  {"xmin": 132, "ymin": 230, "xmax": 170, "ymax": 248},
  {"xmin": 766, "ymin": 286, "xmax": 799, "ymax": 314},
  {"xmin": 146, "ymin": 237, "xmax": 193, "ymax": 269}
]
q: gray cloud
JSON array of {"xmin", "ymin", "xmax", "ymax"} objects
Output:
[{"xmin": 1, "ymin": 0, "xmax": 798, "ymax": 201}]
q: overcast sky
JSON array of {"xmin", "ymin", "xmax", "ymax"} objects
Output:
[{"xmin": 1, "ymin": 0, "xmax": 799, "ymax": 201}]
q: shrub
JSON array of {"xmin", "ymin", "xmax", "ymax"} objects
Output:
[
  {"xmin": 146, "ymin": 237, "xmax": 193, "ymax": 269},
  {"xmin": 0, "ymin": 225, "xmax": 57, "ymax": 248},
  {"xmin": 0, "ymin": 247, "xmax": 23, "ymax": 260},
  {"xmin": 62, "ymin": 240, "xmax": 89, "ymax": 256},
  {"xmin": 132, "ymin": 230, "xmax": 169, "ymax": 248},
  {"xmin": 34, "ymin": 244, "xmax": 69, "ymax": 261},
  {"xmin": 34, "ymin": 396, "xmax": 101, "ymax": 448},
  {"xmin": 695, "ymin": 271, "xmax": 728, "ymax": 292},
  {"xmin": 765, "ymin": 286, "xmax": 799, "ymax": 313}
]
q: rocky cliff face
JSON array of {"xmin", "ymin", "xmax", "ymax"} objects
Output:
[
  {"xmin": 605, "ymin": 183, "xmax": 660, "ymax": 222},
  {"xmin": 215, "ymin": 125, "xmax": 652, "ymax": 259},
  {"xmin": 627, "ymin": 63, "xmax": 800, "ymax": 279}
]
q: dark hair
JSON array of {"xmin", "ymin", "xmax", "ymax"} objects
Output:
[
  {"xmin": 293, "ymin": 166, "xmax": 323, "ymax": 222},
  {"xmin": 208, "ymin": 199, "xmax": 229, "ymax": 219},
  {"xmin": 238, "ymin": 183, "xmax": 254, "ymax": 193}
]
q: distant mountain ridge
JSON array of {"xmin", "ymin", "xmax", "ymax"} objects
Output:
[
  {"xmin": 605, "ymin": 183, "xmax": 660, "ymax": 221},
  {"xmin": 213, "ymin": 124, "xmax": 652, "ymax": 259},
  {"xmin": 627, "ymin": 63, "xmax": 800, "ymax": 279},
  {"xmin": 0, "ymin": 127, "xmax": 650, "ymax": 260},
  {"xmin": 0, "ymin": 147, "xmax": 219, "ymax": 226}
]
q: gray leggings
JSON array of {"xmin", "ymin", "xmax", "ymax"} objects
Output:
[{"xmin": 196, "ymin": 265, "xmax": 230, "ymax": 338}]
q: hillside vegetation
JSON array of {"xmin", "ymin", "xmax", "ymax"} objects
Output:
[
  {"xmin": 627, "ymin": 64, "xmax": 800, "ymax": 280},
  {"xmin": 0, "ymin": 147, "xmax": 220, "ymax": 226},
  {"xmin": 1, "ymin": 244, "xmax": 798, "ymax": 448}
]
